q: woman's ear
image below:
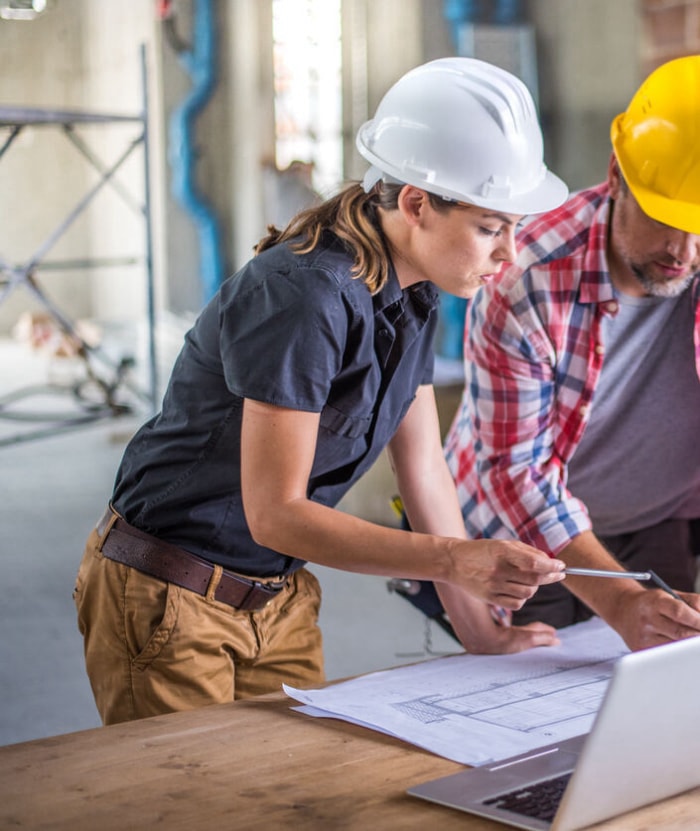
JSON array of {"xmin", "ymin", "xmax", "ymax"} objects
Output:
[{"xmin": 397, "ymin": 185, "xmax": 428, "ymax": 226}]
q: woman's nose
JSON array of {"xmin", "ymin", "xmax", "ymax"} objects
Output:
[{"xmin": 496, "ymin": 228, "xmax": 518, "ymax": 263}]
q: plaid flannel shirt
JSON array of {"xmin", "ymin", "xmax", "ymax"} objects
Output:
[{"xmin": 444, "ymin": 182, "xmax": 700, "ymax": 556}]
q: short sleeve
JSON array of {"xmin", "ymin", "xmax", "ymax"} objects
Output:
[
  {"xmin": 420, "ymin": 354, "xmax": 435, "ymax": 386},
  {"xmin": 218, "ymin": 263, "xmax": 349, "ymax": 411}
]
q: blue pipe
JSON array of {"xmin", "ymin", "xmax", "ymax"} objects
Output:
[
  {"xmin": 168, "ymin": 0, "xmax": 224, "ymax": 305},
  {"xmin": 443, "ymin": 0, "xmax": 523, "ymax": 44},
  {"xmin": 443, "ymin": 0, "xmax": 478, "ymax": 45},
  {"xmin": 493, "ymin": 1, "xmax": 522, "ymax": 24},
  {"xmin": 438, "ymin": 0, "xmax": 525, "ymax": 361}
]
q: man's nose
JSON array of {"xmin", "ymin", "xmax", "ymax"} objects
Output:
[{"xmin": 667, "ymin": 232, "xmax": 700, "ymax": 264}]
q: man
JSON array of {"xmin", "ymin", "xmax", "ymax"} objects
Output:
[{"xmin": 443, "ymin": 55, "xmax": 700, "ymax": 652}]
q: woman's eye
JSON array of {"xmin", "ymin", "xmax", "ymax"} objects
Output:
[{"xmin": 479, "ymin": 227, "xmax": 501, "ymax": 238}]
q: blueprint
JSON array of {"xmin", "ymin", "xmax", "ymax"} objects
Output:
[{"xmin": 284, "ymin": 617, "xmax": 629, "ymax": 766}]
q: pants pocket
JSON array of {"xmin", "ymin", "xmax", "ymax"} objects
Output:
[
  {"xmin": 276, "ymin": 567, "xmax": 322, "ymax": 622},
  {"xmin": 123, "ymin": 571, "xmax": 182, "ymax": 671}
]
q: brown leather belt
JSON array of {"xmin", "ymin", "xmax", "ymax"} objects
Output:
[{"xmin": 96, "ymin": 507, "xmax": 288, "ymax": 611}]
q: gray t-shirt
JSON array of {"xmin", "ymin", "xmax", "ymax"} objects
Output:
[{"xmin": 566, "ymin": 288, "xmax": 700, "ymax": 535}]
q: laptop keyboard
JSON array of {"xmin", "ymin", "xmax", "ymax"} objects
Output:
[{"xmin": 483, "ymin": 772, "xmax": 572, "ymax": 822}]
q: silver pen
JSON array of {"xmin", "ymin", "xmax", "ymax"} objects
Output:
[{"xmin": 564, "ymin": 567, "xmax": 652, "ymax": 581}]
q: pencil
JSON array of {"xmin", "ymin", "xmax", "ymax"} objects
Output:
[{"xmin": 648, "ymin": 569, "xmax": 685, "ymax": 603}]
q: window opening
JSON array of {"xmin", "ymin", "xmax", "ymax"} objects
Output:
[{"xmin": 271, "ymin": 0, "xmax": 343, "ymax": 197}]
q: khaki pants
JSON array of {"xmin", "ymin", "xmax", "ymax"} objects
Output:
[{"xmin": 73, "ymin": 528, "xmax": 325, "ymax": 725}]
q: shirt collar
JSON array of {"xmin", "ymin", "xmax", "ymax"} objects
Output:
[
  {"xmin": 372, "ymin": 265, "xmax": 439, "ymax": 314},
  {"xmin": 579, "ymin": 191, "xmax": 617, "ymax": 305}
]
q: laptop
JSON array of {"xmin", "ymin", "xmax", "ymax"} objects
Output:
[{"xmin": 408, "ymin": 635, "xmax": 700, "ymax": 831}]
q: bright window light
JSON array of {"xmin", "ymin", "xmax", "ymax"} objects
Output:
[
  {"xmin": 0, "ymin": 0, "xmax": 48, "ymax": 20},
  {"xmin": 271, "ymin": 0, "xmax": 343, "ymax": 197}
]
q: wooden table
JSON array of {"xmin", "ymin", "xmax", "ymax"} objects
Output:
[{"xmin": 0, "ymin": 691, "xmax": 698, "ymax": 830}]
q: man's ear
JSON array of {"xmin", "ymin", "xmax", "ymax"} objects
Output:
[
  {"xmin": 397, "ymin": 185, "xmax": 428, "ymax": 225},
  {"xmin": 608, "ymin": 152, "xmax": 622, "ymax": 199}
]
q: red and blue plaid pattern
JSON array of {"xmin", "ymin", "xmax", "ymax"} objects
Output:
[{"xmin": 444, "ymin": 182, "xmax": 700, "ymax": 556}]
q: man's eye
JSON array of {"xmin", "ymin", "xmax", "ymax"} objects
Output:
[{"xmin": 480, "ymin": 227, "xmax": 501, "ymax": 237}]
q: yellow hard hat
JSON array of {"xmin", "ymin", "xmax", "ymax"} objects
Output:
[{"xmin": 611, "ymin": 55, "xmax": 700, "ymax": 234}]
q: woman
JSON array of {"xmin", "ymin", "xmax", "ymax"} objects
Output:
[{"xmin": 74, "ymin": 57, "xmax": 569, "ymax": 725}]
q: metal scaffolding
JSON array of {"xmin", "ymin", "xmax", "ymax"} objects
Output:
[{"xmin": 0, "ymin": 46, "xmax": 156, "ymax": 447}]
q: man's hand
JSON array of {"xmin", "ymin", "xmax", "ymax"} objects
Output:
[
  {"xmin": 610, "ymin": 589, "xmax": 700, "ymax": 651},
  {"xmin": 446, "ymin": 538, "xmax": 566, "ymax": 609}
]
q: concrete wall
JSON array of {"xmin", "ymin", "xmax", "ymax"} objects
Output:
[{"xmin": 527, "ymin": 0, "xmax": 641, "ymax": 191}]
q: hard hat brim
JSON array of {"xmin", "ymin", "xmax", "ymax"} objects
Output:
[
  {"xmin": 359, "ymin": 149, "xmax": 569, "ymax": 216},
  {"xmin": 476, "ymin": 169, "xmax": 569, "ymax": 216},
  {"xmin": 624, "ymin": 183, "xmax": 700, "ymax": 236}
]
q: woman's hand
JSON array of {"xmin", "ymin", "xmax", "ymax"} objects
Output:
[
  {"xmin": 436, "ymin": 582, "xmax": 562, "ymax": 655},
  {"xmin": 445, "ymin": 538, "xmax": 566, "ymax": 609},
  {"xmin": 467, "ymin": 621, "xmax": 562, "ymax": 654}
]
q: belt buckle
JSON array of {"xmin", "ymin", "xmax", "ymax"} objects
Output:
[
  {"xmin": 265, "ymin": 577, "xmax": 288, "ymax": 593},
  {"xmin": 237, "ymin": 582, "xmax": 266, "ymax": 612},
  {"xmin": 239, "ymin": 578, "xmax": 285, "ymax": 611}
]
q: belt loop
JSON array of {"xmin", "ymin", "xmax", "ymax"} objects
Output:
[
  {"xmin": 96, "ymin": 505, "xmax": 119, "ymax": 552},
  {"xmin": 205, "ymin": 564, "xmax": 224, "ymax": 601}
]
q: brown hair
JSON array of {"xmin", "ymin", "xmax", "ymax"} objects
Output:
[{"xmin": 255, "ymin": 181, "xmax": 450, "ymax": 295}]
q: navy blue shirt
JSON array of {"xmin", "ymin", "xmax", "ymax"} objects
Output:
[{"xmin": 113, "ymin": 232, "xmax": 439, "ymax": 576}]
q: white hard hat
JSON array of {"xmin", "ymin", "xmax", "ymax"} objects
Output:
[{"xmin": 356, "ymin": 57, "xmax": 568, "ymax": 215}]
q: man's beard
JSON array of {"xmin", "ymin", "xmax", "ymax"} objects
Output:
[{"xmin": 631, "ymin": 265, "xmax": 697, "ymax": 298}]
